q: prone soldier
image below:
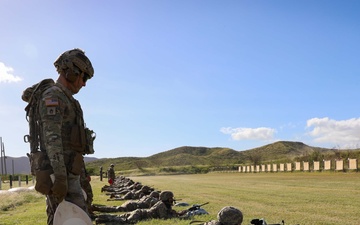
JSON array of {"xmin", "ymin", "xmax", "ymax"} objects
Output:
[
  {"xmin": 92, "ymin": 191, "xmax": 160, "ymax": 213},
  {"xmin": 95, "ymin": 190, "xmax": 187, "ymax": 224}
]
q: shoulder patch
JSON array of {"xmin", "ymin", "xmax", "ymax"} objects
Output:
[{"xmin": 44, "ymin": 97, "xmax": 59, "ymax": 107}]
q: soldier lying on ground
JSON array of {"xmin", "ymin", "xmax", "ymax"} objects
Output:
[
  {"xmin": 107, "ymin": 185, "xmax": 154, "ymax": 201},
  {"xmin": 95, "ymin": 191, "xmax": 189, "ymax": 224},
  {"xmin": 101, "ymin": 178, "xmax": 136, "ymax": 193},
  {"xmin": 101, "ymin": 176, "xmax": 135, "ymax": 191},
  {"xmin": 101, "ymin": 176, "xmax": 154, "ymax": 201},
  {"xmin": 104, "ymin": 182, "xmax": 142, "ymax": 196},
  {"xmin": 102, "ymin": 178, "xmax": 147, "ymax": 196},
  {"xmin": 92, "ymin": 191, "xmax": 160, "ymax": 212}
]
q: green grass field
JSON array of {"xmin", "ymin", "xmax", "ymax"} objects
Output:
[{"xmin": 0, "ymin": 172, "xmax": 359, "ymax": 225}]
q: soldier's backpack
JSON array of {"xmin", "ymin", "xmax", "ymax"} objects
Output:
[
  {"xmin": 22, "ymin": 79, "xmax": 55, "ymax": 195},
  {"xmin": 22, "ymin": 79, "xmax": 55, "ymax": 173}
]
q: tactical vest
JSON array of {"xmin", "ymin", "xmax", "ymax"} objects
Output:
[{"xmin": 22, "ymin": 79, "xmax": 96, "ymax": 176}]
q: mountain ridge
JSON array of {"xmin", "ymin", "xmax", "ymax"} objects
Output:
[{"xmin": 87, "ymin": 141, "xmax": 360, "ymax": 172}]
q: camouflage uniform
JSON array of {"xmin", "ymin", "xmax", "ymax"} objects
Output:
[
  {"xmin": 127, "ymin": 200, "xmax": 178, "ymax": 222},
  {"xmin": 135, "ymin": 192, "xmax": 159, "ymax": 209},
  {"xmin": 41, "ymin": 82, "xmax": 88, "ymax": 224},
  {"xmin": 80, "ymin": 164, "xmax": 94, "ymax": 215},
  {"xmin": 23, "ymin": 49, "xmax": 94, "ymax": 225},
  {"xmin": 107, "ymin": 164, "xmax": 115, "ymax": 184},
  {"xmin": 93, "ymin": 191, "xmax": 159, "ymax": 212},
  {"xmin": 95, "ymin": 191, "xmax": 179, "ymax": 224},
  {"xmin": 96, "ymin": 200, "xmax": 178, "ymax": 224},
  {"xmin": 120, "ymin": 185, "xmax": 152, "ymax": 200}
]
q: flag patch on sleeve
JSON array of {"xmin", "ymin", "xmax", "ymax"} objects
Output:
[{"xmin": 45, "ymin": 98, "xmax": 59, "ymax": 106}]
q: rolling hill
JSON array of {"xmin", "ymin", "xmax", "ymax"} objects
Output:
[{"xmin": 85, "ymin": 141, "xmax": 360, "ymax": 174}]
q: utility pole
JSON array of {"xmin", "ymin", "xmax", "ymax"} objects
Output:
[
  {"xmin": 0, "ymin": 137, "xmax": 7, "ymax": 175},
  {"xmin": 0, "ymin": 137, "xmax": 2, "ymax": 175}
]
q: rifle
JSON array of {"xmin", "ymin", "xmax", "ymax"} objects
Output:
[
  {"xmin": 250, "ymin": 218, "xmax": 299, "ymax": 225},
  {"xmin": 180, "ymin": 202, "xmax": 209, "ymax": 219},
  {"xmin": 187, "ymin": 202, "xmax": 209, "ymax": 211}
]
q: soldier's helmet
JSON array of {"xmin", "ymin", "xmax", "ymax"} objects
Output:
[
  {"xmin": 140, "ymin": 185, "xmax": 150, "ymax": 192},
  {"xmin": 149, "ymin": 191, "xmax": 160, "ymax": 199},
  {"xmin": 54, "ymin": 48, "xmax": 94, "ymax": 80},
  {"xmin": 217, "ymin": 206, "xmax": 243, "ymax": 225},
  {"xmin": 110, "ymin": 164, "xmax": 114, "ymax": 167},
  {"xmin": 159, "ymin": 191, "xmax": 174, "ymax": 201}
]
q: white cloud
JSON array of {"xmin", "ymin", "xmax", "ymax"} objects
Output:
[
  {"xmin": 0, "ymin": 62, "xmax": 22, "ymax": 83},
  {"xmin": 307, "ymin": 117, "xmax": 360, "ymax": 148},
  {"xmin": 220, "ymin": 127, "xmax": 276, "ymax": 141}
]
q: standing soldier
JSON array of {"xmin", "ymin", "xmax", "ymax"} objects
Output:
[
  {"xmin": 107, "ymin": 164, "xmax": 116, "ymax": 185},
  {"xmin": 99, "ymin": 166, "xmax": 103, "ymax": 181},
  {"xmin": 22, "ymin": 48, "xmax": 95, "ymax": 225}
]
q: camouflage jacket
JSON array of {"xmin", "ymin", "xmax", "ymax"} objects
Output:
[
  {"xmin": 39, "ymin": 81, "xmax": 85, "ymax": 176},
  {"xmin": 108, "ymin": 167, "xmax": 115, "ymax": 180},
  {"xmin": 126, "ymin": 201, "xmax": 177, "ymax": 223}
]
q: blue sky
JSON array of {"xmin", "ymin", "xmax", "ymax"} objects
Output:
[{"xmin": 1, "ymin": 0, "xmax": 360, "ymax": 158}]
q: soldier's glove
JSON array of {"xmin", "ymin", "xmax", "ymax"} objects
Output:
[
  {"xmin": 178, "ymin": 210, "xmax": 188, "ymax": 216},
  {"xmin": 51, "ymin": 175, "xmax": 68, "ymax": 203}
]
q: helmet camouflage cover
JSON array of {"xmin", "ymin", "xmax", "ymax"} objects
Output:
[
  {"xmin": 159, "ymin": 191, "xmax": 174, "ymax": 201},
  {"xmin": 140, "ymin": 185, "xmax": 150, "ymax": 192},
  {"xmin": 149, "ymin": 191, "xmax": 160, "ymax": 199},
  {"xmin": 217, "ymin": 206, "xmax": 243, "ymax": 225},
  {"xmin": 54, "ymin": 48, "xmax": 94, "ymax": 79}
]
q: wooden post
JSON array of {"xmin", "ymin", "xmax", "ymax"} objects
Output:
[{"xmin": 9, "ymin": 175, "xmax": 13, "ymax": 189}]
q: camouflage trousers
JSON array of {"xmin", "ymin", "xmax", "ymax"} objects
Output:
[
  {"xmin": 80, "ymin": 174, "xmax": 94, "ymax": 213},
  {"xmin": 46, "ymin": 173, "xmax": 88, "ymax": 225},
  {"xmin": 126, "ymin": 209, "xmax": 149, "ymax": 223},
  {"xmin": 93, "ymin": 202, "xmax": 138, "ymax": 213},
  {"xmin": 95, "ymin": 209, "xmax": 148, "ymax": 225}
]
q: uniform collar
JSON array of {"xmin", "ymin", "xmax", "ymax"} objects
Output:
[{"xmin": 55, "ymin": 81, "xmax": 74, "ymax": 99}]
